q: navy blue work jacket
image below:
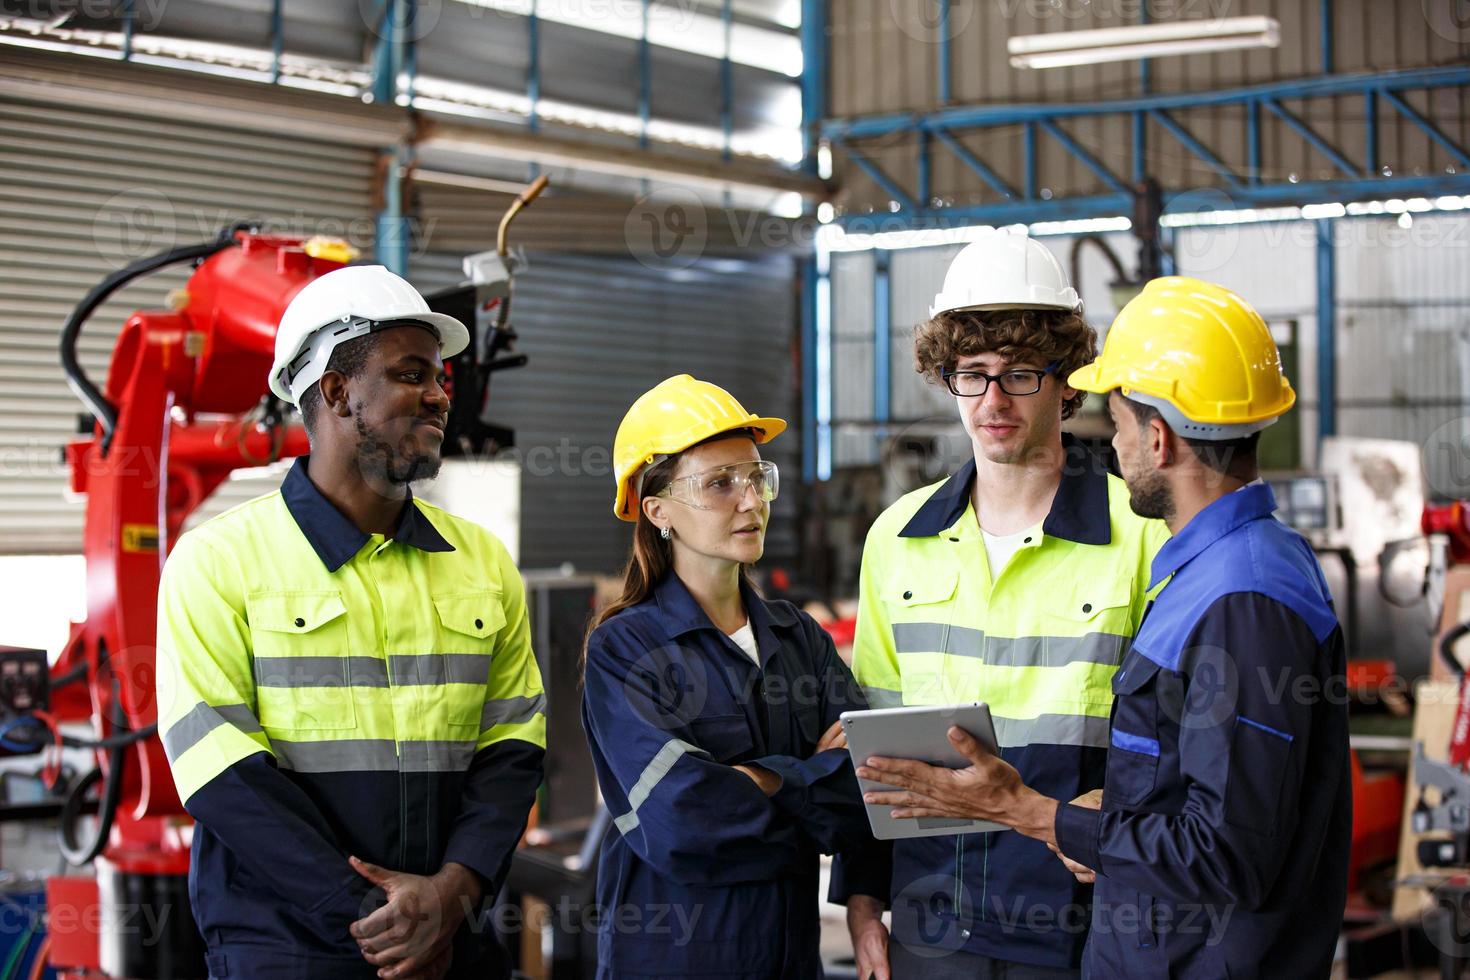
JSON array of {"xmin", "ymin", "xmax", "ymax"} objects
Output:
[
  {"xmin": 1055, "ymin": 483, "xmax": 1351, "ymax": 979},
  {"xmin": 581, "ymin": 573, "xmax": 870, "ymax": 978}
]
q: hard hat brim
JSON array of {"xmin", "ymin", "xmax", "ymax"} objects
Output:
[
  {"xmin": 1066, "ymin": 361, "xmax": 1110, "ymax": 395},
  {"xmin": 379, "ymin": 312, "xmax": 471, "ymax": 359},
  {"xmin": 613, "ymin": 415, "xmax": 787, "ymax": 522}
]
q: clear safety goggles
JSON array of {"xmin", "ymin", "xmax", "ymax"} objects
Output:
[{"xmin": 656, "ymin": 460, "xmax": 779, "ymax": 511}]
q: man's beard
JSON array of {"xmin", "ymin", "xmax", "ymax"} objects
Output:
[
  {"xmin": 1127, "ymin": 462, "xmax": 1173, "ymax": 522},
  {"xmin": 355, "ymin": 414, "xmax": 442, "ymax": 486}
]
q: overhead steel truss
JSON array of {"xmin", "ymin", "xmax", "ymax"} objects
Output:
[{"xmin": 820, "ymin": 65, "xmax": 1470, "ymax": 229}]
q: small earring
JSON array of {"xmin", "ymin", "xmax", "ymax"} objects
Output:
[{"xmin": 659, "ymin": 526, "xmax": 671, "ymax": 540}]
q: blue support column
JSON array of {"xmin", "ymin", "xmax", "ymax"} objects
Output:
[
  {"xmin": 371, "ymin": 0, "xmax": 398, "ymax": 105},
  {"xmin": 528, "ymin": 2, "xmax": 540, "ymax": 132},
  {"xmin": 121, "ymin": 0, "xmax": 134, "ymax": 60},
  {"xmin": 1364, "ymin": 90, "xmax": 1377, "ymax": 175},
  {"xmin": 638, "ymin": 0, "xmax": 652, "ymax": 150},
  {"xmin": 1024, "ymin": 121, "xmax": 1037, "ymax": 199},
  {"xmin": 1134, "ymin": 0, "xmax": 1149, "ymax": 183},
  {"xmin": 1321, "ymin": 0, "xmax": 1333, "ymax": 74},
  {"xmin": 800, "ymin": 0, "xmax": 828, "ymax": 171},
  {"xmin": 1316, "ymin": 218, "xmax": 1336, "ymax": 446},
  {"xmin": 270, "ymin": 0, "xmax": 283, "ymax": 83},
  {"xmin": 874, "ymin": 249, "xmax": 891, "ymax": 425},
  {"xmin": 937, "ymin": 0, "xmax": 952, "ymax": 105},
  {"xmin": 1247, "ymin": 98, "xmax": 1261, "ymax": 183},
  {"xmin": 800, "ymin": 0, "xmax": 829, "ymax": 481},
  {"xmin": 403, "ymin": 0, "xmax": 417, "ymax": 106},
  {"xmin": 376, "ymin": 145, "xmax": 410, "ymax": 276},
  {"xmin": 720, "ymin": 0, "xmax": 733, "ymax": 160}
]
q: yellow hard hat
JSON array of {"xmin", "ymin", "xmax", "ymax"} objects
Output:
[
  {"xmin": 1068, "ymin": 276, "xmax": 1295, "ymax": 439},
  {"xmin": 612, "ymin": 375, "xmax": 787, "ymax": 521}
]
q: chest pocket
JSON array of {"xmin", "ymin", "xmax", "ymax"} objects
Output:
[
  {"xmin": 431, "ymin": 591, "xmax": 504, "ymax": 738},
  {"xmin": 887, "ymin": 573, "xmax": 961, "ymax": 706},
  {"xmin": 1105, "ymin": 652, "xmax": 1163, "ymax": 806},
  {"xmin": 1045, "ymin": 580, "xmax": 1135, "ymax": 705},
  {"xmin": 247, "ymin": 590, "xmax": 357, "ymax": 732}
]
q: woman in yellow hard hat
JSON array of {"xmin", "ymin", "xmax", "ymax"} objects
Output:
[{"xmin": 581, "ymin": 374, "xmax": 870, "ymax": 979}]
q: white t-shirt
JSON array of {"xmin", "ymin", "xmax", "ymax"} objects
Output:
[
  {"xmin": 981, "ymin": 524, "xmax": 1038, "ymax": 578},
  {"xmin": 727, "ymin": 622, "xmax": 760, "ymax": 663}
]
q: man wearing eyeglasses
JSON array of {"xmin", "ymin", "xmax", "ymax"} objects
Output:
[{"xmin": 832, "ymin": 229, "xmax": 1169, "ymax": 979}]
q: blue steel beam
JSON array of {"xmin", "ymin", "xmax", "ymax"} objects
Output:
[
  {"xmin": 932, "ymin": 129, "xmax": 1018, "ymax": 200},
  {"xmin": 1149, "ymin": 109, "xmax": 1242, "ymax": 187},
  {"xmin": 121, "ymin": 0, "xmax": 134, "ymax": 60},
  {"xmin": 1381, "ymin": 89, "xmax": 1470, "ymax": 169},
  {"xmin": 822, "ymin": 65, "xmax": 1470, "ymax": 140},
  {"xmin": 835, "ymin": 139, "xmax": 918, "ymax": 211},
  {"xmin": 721, "ymin": 0, "xmax": 733, "ymax": 160},
  {"xmin": 1037, "ymin": 118, "xmax": 1129, "ymax": 195},
  {"xmin": 1262, "ymin": 98, "xmax": 1360, "ymax": 176},
  {"xmin": 829, "ymin": 172, "xmax": 1470, "ymax": 231},
  {"xmin": 1321, "ymin": 0, "xmax": 1333, "ymax": 74},
  {"xmin": 638, "ymin": 0, "xmax": 651, "ymax": 149}
]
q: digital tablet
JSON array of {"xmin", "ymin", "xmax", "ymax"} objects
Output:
[{"xmin": 840, "ymin": 703, "xmax": 1005, "ymax": 840}]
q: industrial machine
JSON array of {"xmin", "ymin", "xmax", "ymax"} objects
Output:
[{"xmin": 0, "ymin": 178, "xmax": 547, "ymax": 978}]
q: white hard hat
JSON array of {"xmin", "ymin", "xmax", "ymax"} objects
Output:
[
  {"xmin": 929, "ymin": 227, "xmax": 1082, "ymax": 318},
  {"xmin": 268, "ymin": 265, "xmax": 471, "ymax": 405}
]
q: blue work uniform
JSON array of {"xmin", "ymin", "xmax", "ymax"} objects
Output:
[
  {"xmin": 1054, "ymin": 483, "xmax": 1352, "ymax": 978},
  {"xmin": 582, "ymin": 573, "xmax": 871, "ymax": 978}
]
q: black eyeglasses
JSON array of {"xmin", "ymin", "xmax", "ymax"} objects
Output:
[{"xmin": 941, "ymin": 361, "xmax": 1060, "ymax": 398}]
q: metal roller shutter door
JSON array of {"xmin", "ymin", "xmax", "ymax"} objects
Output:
[
  {"xmin": 0, "ymin": 90, "xmax": 376, "ymax": 554},
  {"xmin": 412, "ymin": 249, "xmax": 800, "ymax": 575}
]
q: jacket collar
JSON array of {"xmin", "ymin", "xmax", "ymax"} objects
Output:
[
  {"xmin": 281, "ymin": 456, "xmax": 455, "ymax": 572},
  {"xmin": 1148, "ymin": 482, "xmax": 1278, "ymax": 590},
  {"xmin": 653, "ymin": 572, "xmax": 798, "ymax": 665},
  {"xmin": 898, "ymin": 432, "xmax": 1113, "ymax": 545}
]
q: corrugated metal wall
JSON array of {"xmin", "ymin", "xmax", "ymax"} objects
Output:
[
  {"xmin": 828, "ymin": 0, "xmax": 1470, "ymax": 212},
  {"xmin": 0, "ymin": 66, "xmax": 377, "ymax": 555},
  {"xmin": 410, "ymin": 246, "xmax": 800, "ymax": 575}
]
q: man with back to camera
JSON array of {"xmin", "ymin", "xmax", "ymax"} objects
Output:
[
  {"xmin": 856, "ymin": 277, "xmax": 1351, "ymax": 978},
  {"xmin": 832, "ymin": 229, "xmax": 1170, "ymax": 979},
  {"xmin": 155, "ymin": 264, "xmax": 546, "ymax": 979}
]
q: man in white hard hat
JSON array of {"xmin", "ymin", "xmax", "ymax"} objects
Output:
[
  {"xmin": 831, "ymin": 229, "xmax": 1169, "ymax": 978},
  {"xmin": 156, "ymin": 264, "xmax": 547, "ymax": 980}
]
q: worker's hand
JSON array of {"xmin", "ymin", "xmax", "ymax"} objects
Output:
[
  {"xmin": 857, "ymin": 726, "xmax": 1059, "ymax": 842},
  {"xmin": 816, "ymin": 719, "xmax": 848, "ymax": 754},
  {"xmin": 1046, "ymin": 790, "xmax": 1103, "ymax": 883},
  {"xmin": 846, "ymin": 895, "xmax": 891, "ymax": 980},
  {"xmin": 349, "ymin": 857, "xmax": 479, "ymax": 979},
  {"xmin": 734, "ymin": 763, "xmax": 782, "ymax": 796},
  {"xmin": 396, "ymin": 944, "xmax": 453, "ymax": 980}
]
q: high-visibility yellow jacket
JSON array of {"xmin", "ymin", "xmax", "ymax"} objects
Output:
[
  {"xmin": 831, "ymin": 435, "xmax": 1168, "ymax": 969},
  {"xmin": 156, "ymin": 457, "xmax": 545, "ymax": 979}
]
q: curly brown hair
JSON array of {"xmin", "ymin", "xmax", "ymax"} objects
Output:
[{"xmin": 913, "ymin": 308, "xmax": 1098, "ymax": 421}]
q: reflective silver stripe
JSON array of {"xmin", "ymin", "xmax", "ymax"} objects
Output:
[
  {"xmin": 613, "ymin": 739, "xmax": 708, "ymax": 835},
  {"xmin": 162, "ymin": 701, "xmax": 264, "ymax": 763},
  {"xmin": 271, "ymin": 737, "xmax": 481, "ymax": 773},
  {"xmin": 480, "ymin": 693, "xmax": 546, "ymax": 730},
  {"xmin": 272, "ymin": 738, "xmax": 398, "ymax": 772},
  {"xmin": 254, "ymin": 656, "xmax": 387, "ymax": 688},
  {"xmin": 860, "ymin": 685, "xmax": 904, "ymax": 709},
  {"xmin": 992, "ymin": 713, "xmax": 1110, "ymax": 749},
  {"xmin": 400, "ymin": 740, "xmax": 477, "ymax": 772},
  {"xmin": 388, "ymin": 654, "xmax": 492, "ymax": 686},
  {"xmin": 893, "ymin": 622, "xmax": 1126, "ymax": 667}
]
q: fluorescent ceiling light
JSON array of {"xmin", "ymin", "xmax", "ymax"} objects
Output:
[{"xmin": 1008, "ymin": 16, "xmax": 1279, "ymax": 69}]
